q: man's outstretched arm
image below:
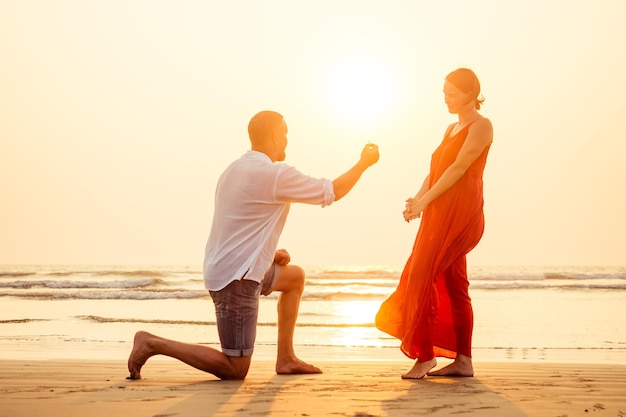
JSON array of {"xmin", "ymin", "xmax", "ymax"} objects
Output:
[{"xmin": 332, "ymin": 143, "xmax": 379, "ymax": 201}]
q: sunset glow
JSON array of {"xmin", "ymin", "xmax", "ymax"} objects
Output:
[{"xmin": 320, "ymin": 49, "xmax": 399, "ymax": 130}]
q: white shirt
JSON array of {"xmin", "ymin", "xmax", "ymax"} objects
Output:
[{"xmin": 203, "ymin": 151, "xmax": 335, "ymax": 291}]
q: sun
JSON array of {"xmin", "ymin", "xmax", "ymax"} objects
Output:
[{"xmin": 319, "ymin": 49, "xmax": 398, "ymax": 130}]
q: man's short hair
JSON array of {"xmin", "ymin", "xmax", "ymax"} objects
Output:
[{"xmin": 248, "ymin": 111, "xmax": 284, "ymax": 144}]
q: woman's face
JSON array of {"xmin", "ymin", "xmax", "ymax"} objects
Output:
[{"xmin": 443, "ymin": 80, "xmax": 473, "ymax": 114}]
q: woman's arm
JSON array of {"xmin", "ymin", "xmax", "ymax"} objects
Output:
[
  {"xmin": 414, "ymin": 175, "xmax": 431, "ymax": 200},
  {"xmin": 404, "ymin": 118, "xmax": 493, "ymax": 222}
]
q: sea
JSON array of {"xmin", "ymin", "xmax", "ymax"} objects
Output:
[{"xmin": 1, "ymin": 264, "xmax": 625, "ymax": 365}]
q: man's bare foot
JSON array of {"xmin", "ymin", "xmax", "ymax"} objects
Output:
[
  {"xmin": 428, "ymin": 356, "xmax": 474, "ymax": 377},
  {"xmin": 276, "ymin": 357, "xmax": 322, "ymax": 375},
  {"xmin": 401, "ymin": 358, "xmax": 437, "ymax": 379},
  {"xmin": 127, "ymin": 331, "xmax": 155, "ymax": 380}
]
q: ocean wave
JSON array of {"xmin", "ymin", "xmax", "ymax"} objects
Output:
[
  {"xmin": 0, "ymin": 318, "xmax": 49, "ymax": 324},
  {"xmin": 472, "ymin": 282, "xmax": 626, "ymax": 290},
  {"xmin": 308, "ymin": 268, "xmax": 626, "ymax": 283},
  {"xmin": 0, "ymin": 278, "xmax": 163, "ymax": 290},
  {"xmin": 90, "ymin": 270, "xmax": 170, "ymax": 277},
  {"xmin": 45, "ymin": 269, "xmax": 170, "ymax": 278},
  {"xmin": 304, "ymin": 292, "xmax": 392, "ymax": 301},
  {"xmin": 542, "ymin": 272, "xmax": 626, "ymax": 280},
  {"xmin": 310, "ymin": 267, "xmax": 399, "ymax": 277},
  {"xmin": 2, "ymin": 266, "xmax": 625, "ymax": 282},
  {"xmin": 78, "ymin": 315, "xmax": 216, "ymax": 326},
  {"xmin": 0, "ymin": 272, "xmax": 36, "ymax": 278},
  {"xmin": 0, "ymin": 290, "xmax": 208, "ymax": 300},
  {"xmin": 0, "ymin": 267, "xmax": 197, "ymax": 279},
  {"xmin": 76, "ymin": 315, "xmax": 375, "ymax": 328},
  {"xmin": 1, "ymin": 265, "xmax": 625, "ymax": 302},
  {"xmin": 2, "ymin": 281, "xmax": 626, "ymax": 301},
  {"xmin": 306, "ymin": 279, "xmax": 396, "ymax": 288}
]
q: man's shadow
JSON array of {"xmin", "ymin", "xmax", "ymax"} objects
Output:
[{"xmin": 154, "ymin": 373, "xmax": 298, "ymax": 417}]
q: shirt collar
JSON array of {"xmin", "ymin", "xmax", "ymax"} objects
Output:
[{"xmin": 245, "ymin": 150, "xmax": 272, "ymax": 163}]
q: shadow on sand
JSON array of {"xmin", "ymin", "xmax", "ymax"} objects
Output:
[{"xmin": 135, "ymin": 365, "xmax": 528, "ymax": 417}]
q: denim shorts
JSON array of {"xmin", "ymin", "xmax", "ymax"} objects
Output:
[{"xmin": 209, "ymin": 264, "xmax": 281, "ymax": 357}]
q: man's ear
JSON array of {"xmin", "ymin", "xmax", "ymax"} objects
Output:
[{"xmin": 270, "ymin": 129, "xmax": 280, "ymax": 144}]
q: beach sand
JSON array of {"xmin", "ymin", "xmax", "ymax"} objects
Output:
[{"xmin": 1, "ymin": 359, "xmax": 624, "ymax": 417}]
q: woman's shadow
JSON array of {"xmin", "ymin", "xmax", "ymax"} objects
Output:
[{"xmin": 381, "ymin": 375, "xmax": 528, "ymax": 416}]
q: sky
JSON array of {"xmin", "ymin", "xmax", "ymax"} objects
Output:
[{"xmin": 1, "ymin": 0, "xmax": 625, "ymax": 268}]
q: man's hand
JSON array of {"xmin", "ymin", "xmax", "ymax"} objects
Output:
[
  {"xmin": 274, "ymin": 248, "xmax": 291, "ymax": 266},
  {"xmin": 332, "ymin": 143, "xmax": 380, "ymax": 201},
  {"xmin": 360, "ymin": 143, "xmax": 380, "ymax": 167}
]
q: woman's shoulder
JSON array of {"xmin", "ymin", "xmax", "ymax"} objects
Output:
[
  {"xmin": 474, "ymin": 116, "xmax": 493, "ymax": 129},
  {"xmin": 473, "ymin": 116, "xmax": 492, "ymax": 128},
  {"xmin": 470, "ymin": 117, "xmax": 493, "ymax": 136}
]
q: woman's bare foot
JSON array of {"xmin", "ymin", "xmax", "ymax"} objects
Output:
[
  {"xmin": 276, "ymin": 357, "xmax": 322, "ymax": 375},
  {"xmin": 401, "ymin": 358, "xmax": 437, "ymax": 379},
  {"xmin": 127, "ymin": 331, "xmax": 156, "ymax": 380},
  {"xmin": 427, "ymin": 355, "xmax": 474, "ymax": 377}
]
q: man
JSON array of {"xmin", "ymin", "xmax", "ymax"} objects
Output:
[{"xmin": 128, "ymin": 110, "xmax": 379, "ymax": 380}]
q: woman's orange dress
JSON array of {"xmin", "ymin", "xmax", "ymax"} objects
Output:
[{"xmin": 376, "ymin": 122, "xmax": 491, "ymax": 360}]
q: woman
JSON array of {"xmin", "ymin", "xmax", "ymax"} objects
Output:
[{"xmin": 376, "ymin": 68, "xmax": 493, "ymax": 379}]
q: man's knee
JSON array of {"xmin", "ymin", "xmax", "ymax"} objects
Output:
[
  {"xmin": 222, "ymin": 357, "xmax": 252, "ymax": 380},
  {"xmin": 290, "ymin": 265, "xmax": 305, "ymax": 292},
  {"xmin": 274, "ymin": 264, "xmax": 305, "ymax": 294},
  {"xmin": 224, "ymin": 367, "xmax": 249, "ymax": 380}
]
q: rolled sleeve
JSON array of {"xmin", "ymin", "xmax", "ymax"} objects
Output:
[
  {"xmin": 319, "ymin": 178, "xmax": 335, "ymax": 207},
  {"xmin": 275, "ymin": 165, "xmax": 335, "ymax": 207}
]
